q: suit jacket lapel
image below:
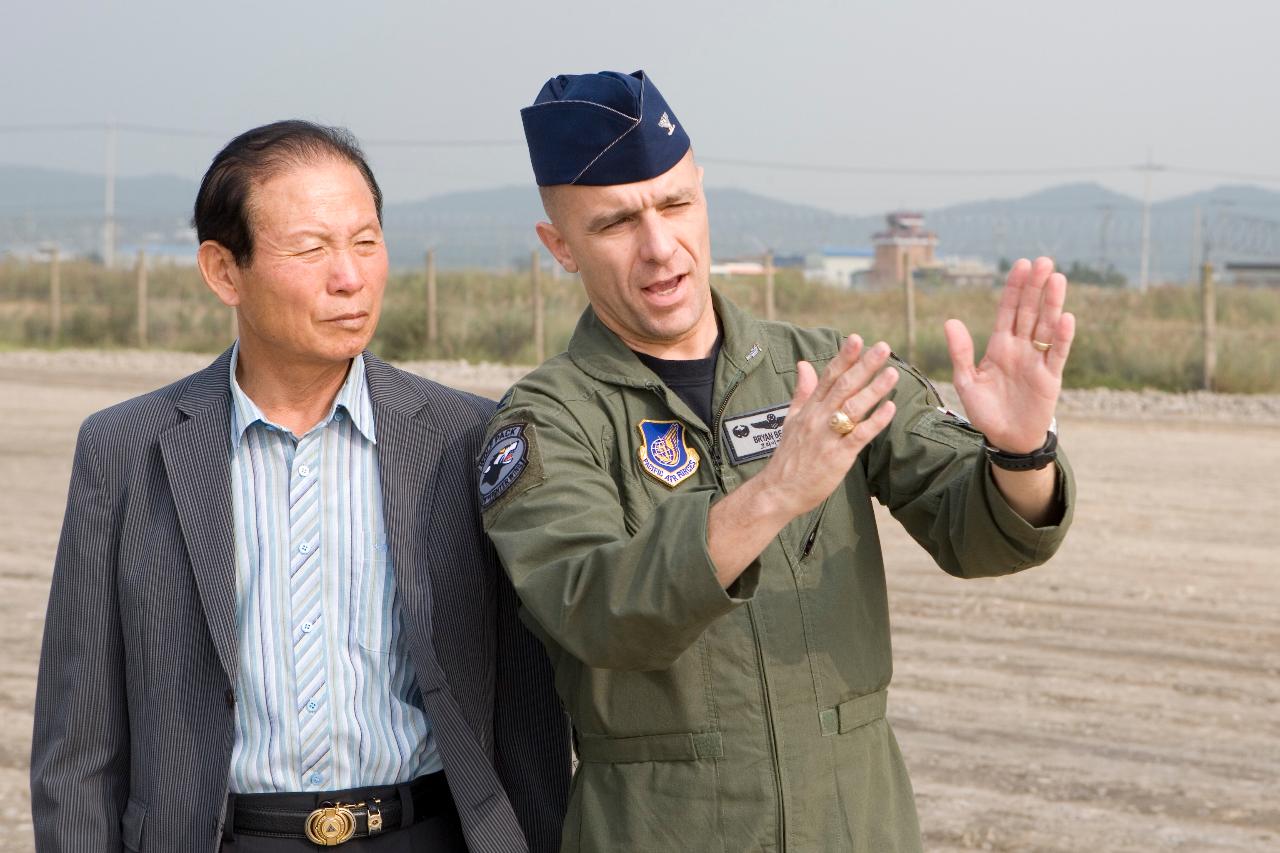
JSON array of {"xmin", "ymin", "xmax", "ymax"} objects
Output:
[
  {"xmin": 159, "ymin": 348, "xmax": 240, "ymax": 684},
  {"xmin": 365, "ymin": 354, "xmax": 448, "ymax": 688}
]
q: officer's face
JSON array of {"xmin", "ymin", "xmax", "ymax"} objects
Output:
[
  {"xmin": 204, "ymin": 157, "xmax": 388, "ymax": 369},
  {"xmin": 536, "ymin": 152, "xmax": 716, "ymax": 359}
]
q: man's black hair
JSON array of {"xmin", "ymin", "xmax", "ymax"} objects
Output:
[{"xmin": 192, "ymin": 120, "xmax": 383, "ymax": 267}]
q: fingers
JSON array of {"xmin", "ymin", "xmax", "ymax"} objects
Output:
[
  {"xmin": 847, "ymin": 399, "xmax": 895, "ymax": 445},
  {"xmin": 943, "ymin": 318, "xmax": 975, "ymax": 389},
  {"xmin": 813, "ymin": 335, "xmax": 863, "ymax": 402},
  {"xmin": 793, "ymin": 360, "xmax": 819, "ymax": 407},
  {"xmin": 823, "ymin": 340, "xmax": 892, "ymax": 411},
  {"xmin": 1031, "ymin": 271, "xmax": 1067, "ymax": 349},
  {"xmin": 1046, "ymin": 312, "xmax": 1076, "ymax": 376},
  {"xmin": 834, "ymin": 364, "xmax": 899, "ymax": 429},
  {"xmin": 994, "ymin": 258, "xmax": 1030, "ymax": 334},
  {"xmin": 1014, "ymin": 257, "xmax": 1055, "ymax": 339}
]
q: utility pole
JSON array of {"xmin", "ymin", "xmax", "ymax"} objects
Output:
[
  {"xmin": 903, "ymin": 252, "xmax": 917, "ymax": 366},
  {"xmin": 1191, "ymin": 206, "xmax": 1202, "ymax": 285},
  {"xmin": 763, "ymin": 250, "xmax": 776, "ymax": 321},
  {"xmin": 49, "ymin": 247, "xmax": 61, "ymax": 345},
  {"xmin": 1200, "ymin": 260, "xmax": 1216, "ymax": 391},
  {"xmin": 1097, "ymin": 204, "xmax": 1113, "ymax": 276},
  {"xmin": 103, "ymin": 120, "xmax": 117, "ymax": 268},
  {"xmin": 1136, "ymin": 150, "xmax": 1163, "ymax": 292},
  {"xmin": 425, "ymin": 248, "xmax": 438, "ymax": 350},
  {"xmin": 135, "ymin": 248, "xmax": 148, "ymax": 347},
  {"xmin": 531, "ymin": 249, "xmax": 545, "ymax": 364}
]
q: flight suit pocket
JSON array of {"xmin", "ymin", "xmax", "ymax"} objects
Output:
[
  {"xmin": 121, "ymin": 796, "xmax": 147, "ymax": 852},
  {"xmin": 568, "ymin": 732, "xmax": 726, "ymax": 853}
]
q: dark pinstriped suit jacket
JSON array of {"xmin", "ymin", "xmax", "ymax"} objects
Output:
[{"xmin": 31, "ymin": 348, "xmax": 570, "ymax": 853}]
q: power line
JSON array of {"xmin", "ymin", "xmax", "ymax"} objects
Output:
[{"xmin": 698, "ymin": 156, "xmax": 1134, "ymax": 177}]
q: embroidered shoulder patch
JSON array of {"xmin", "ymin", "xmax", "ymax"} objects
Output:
[
  {"xmin": 478, "ymin": 422, "xmax": 541, "ymax": 513},
  {"xmin": 722, "ymin": 402, "xmax": 790, "ymax": 465},
  {"xmin": 636, "ymin": 420, "xmax": 700, "ymax": 488}
]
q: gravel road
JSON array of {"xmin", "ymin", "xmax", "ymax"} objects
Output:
[{"xmin": 1, "ymin": 349, "xmax": 1276, "ymax": 852}]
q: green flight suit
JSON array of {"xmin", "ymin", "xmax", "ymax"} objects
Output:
[{"xmin": 479, "ymin": 290, "xmax": 1075, "ymax": 852}]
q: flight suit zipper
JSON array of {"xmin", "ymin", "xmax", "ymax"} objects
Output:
[
  {"xmin": 799, "ymin": 497, "xmax": 831, "ymax": 562},
  {"xmin": 710, "ymin": 372, "xmax": 787, "ymax": 850}
]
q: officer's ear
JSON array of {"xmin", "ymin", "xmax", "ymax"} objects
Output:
[{"xmin": 535, "ymin": 220, "xmax": 579, "ymax": 274}]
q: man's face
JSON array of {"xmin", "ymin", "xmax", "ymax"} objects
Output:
[
  {"xmin": 231, "ymin": 157, "xmax": 387, "ymax": 367},
  {"xmin": 538, "ymin": 152, "xmax": 715, "ymax": 358}
]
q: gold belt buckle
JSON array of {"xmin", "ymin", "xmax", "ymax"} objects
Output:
[{"xmin": 305, "ymin": 802, "xmax": 357, "ymax": 846}]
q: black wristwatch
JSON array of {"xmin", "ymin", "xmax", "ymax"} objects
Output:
[{"xmin": 983, "ymin": 419, "xmax": 1058, "ymax": 472}]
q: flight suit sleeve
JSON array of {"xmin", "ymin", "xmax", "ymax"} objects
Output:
[
  {"xmin": 480, "ymin": 396, "xmax": 759, "ymax": 672},
  {"xmin": 864, "ymin": 360, "xmax": 1076, "ymax": 578}
]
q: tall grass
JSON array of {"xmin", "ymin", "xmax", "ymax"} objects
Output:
[{"xmin": 1, "ymin": 258, "xmax": 1277, "ymax": 393}]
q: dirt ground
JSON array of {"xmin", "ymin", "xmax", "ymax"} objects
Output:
[{"xmin": 0, "ymin": 353, "xmax": 1276, "ymax": 852}]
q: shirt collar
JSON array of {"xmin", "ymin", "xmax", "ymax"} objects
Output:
[{"xmin": 228, "ymin": 342, "xmax": 377, "ymax": 447}]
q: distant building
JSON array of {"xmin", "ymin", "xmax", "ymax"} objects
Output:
[
  {"xmin": 871, "ymin": 211, "xmax": 938, "ymax": 287},
  {"xmin": 1226, "ymin": 262, "xmax": 1280, "ymax": 287},
  {"xmin": 804, "ymin": 247, "xmax": 875, "ymax": 288},
  {"xmin": 935, "ymin": 256, "xmax": 997, "ymax": 288},
  {"xmin": 710, "ymin": 260, "xmax": 765, "ymax": 276}
]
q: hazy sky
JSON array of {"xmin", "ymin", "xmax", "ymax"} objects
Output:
[{"xmin": 4, "ymin": 0, "xmax": 1278, "ymax": 216}]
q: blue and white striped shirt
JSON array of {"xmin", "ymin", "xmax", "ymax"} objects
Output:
[{"xmin": 226, "ymin": 346, "xmax": 442, "ymax": 793}]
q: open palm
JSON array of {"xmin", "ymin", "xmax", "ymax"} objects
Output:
[{"xmin": 944, "ymin": 257, "xmax": 1075, "ymax": 454}]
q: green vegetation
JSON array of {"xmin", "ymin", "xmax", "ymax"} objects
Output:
[{"xmin": 1, "ymin": 259, "xmax": 1277, "ymax": 393}]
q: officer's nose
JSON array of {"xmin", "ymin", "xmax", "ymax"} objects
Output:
[{"xmin": 636, "ymin": 211, "xmax": 678, "ymax": 267}]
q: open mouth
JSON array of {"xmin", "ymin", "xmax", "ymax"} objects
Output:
[{"xmin": 643, "ymin": 274, "xmax": 685, "ymax": 297}]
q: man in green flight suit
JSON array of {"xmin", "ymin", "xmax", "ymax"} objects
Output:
[{"xmin": 478, "ymin": 69, "xmax": 1077, "ymax": 852}]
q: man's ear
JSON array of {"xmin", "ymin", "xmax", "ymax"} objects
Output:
[
  {"xmin": 197, "ymin": 241, "xmax": 241, "ymax": 308},
  {"xmin": 535, "ymin": 221, "xmax": 579, "ymax": 274}
]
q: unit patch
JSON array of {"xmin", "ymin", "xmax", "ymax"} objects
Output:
[
  {"xmin": 478, "ymin": 423, "xmax": 535, "ymax": 511},
  {"xmin": 636, "ymin": 420, "xmax": 700, "ymax": 487},
  {"xmin": 722, "ymin": 402, "xmax": 790, "ymax": 465}
]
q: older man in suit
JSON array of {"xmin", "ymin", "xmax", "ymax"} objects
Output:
[{"xmin": 31, "ymin": 120, "xmax": 569, "ymax": 853}]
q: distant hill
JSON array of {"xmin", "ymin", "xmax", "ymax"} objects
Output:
[{"xmin": 3, "ymin": 164, "xmax": 1279, "ymax": 280}]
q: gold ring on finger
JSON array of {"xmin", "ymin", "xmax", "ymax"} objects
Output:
[
  {"xmin": 1032, "ymin": 339, "xmax": 1052, "ymax": 352},
  {"xmin": 829, "ymin": 411, "xmax": 856, "ymax": 436}
]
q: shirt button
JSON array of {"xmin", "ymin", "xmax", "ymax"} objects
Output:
[
  {"xmin": 302, "ymin": 621, "xmax": 314, "ymax": 633},
  {"xmin": 334, "ymin": 411, "xmax": 345, "ymax": 421},
  {"xmin": 307, "ymin": 700, "xmax": 319, "ymax": 712},
  {"xmin": 310, "ymin": 773, "xmax": 323, "ymax": 786},
  {"xmin": 299, "ymin": 542, "xmax": 312, "ymax": 555},
  {"xmin": 298, "ymin": 464, "xmax": 311, "ymax": 477}
]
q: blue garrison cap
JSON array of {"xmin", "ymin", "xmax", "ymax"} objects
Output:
[{"xmin": 520, "ymin": 70, "xmax": 691, "ymax": 186}]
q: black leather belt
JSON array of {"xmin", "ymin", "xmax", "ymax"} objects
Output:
[{"xmin": 231, "ymin": 771, "xmax": 451, "ymax": 846}]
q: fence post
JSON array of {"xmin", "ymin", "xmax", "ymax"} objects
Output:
[
  {"xmin": 49, "ymin": 247, "xmax": 61, "ymax": 345},
  {"xmin": 135, "ymin": 248, "xmax": 148, "ymax": 348},
  {"xmin": 1201, "ymin": 261, "xmax": 1216, "ymax": 391},
  {"xmin": 532, "ymin": 249, "xmax": 545, "ymax": 364},
  {"xmin": 764, "ymin": 250, "xmax": 776, "ymax": 321},
  {"xmin": 903, "ymin": 253, "xmax": 917, "ymax": 365},
  {"xmin": 425, "ymin": 248, "xmax": 438, "ymax": 351}
]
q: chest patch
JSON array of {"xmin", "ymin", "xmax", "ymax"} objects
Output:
[
  {"xmin": 722, "ymin": 402, "xmax": 790, "ymax": 465},
  {"xmin": 479, "ymin": 423, "xmax": 532, "ymax": 511},
  {"xmin": 636, "ymin": 420, "xmax": 700, "ymax": 487}
]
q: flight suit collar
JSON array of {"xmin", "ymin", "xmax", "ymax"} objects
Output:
[{"xmin": 566, "ymin": 288, "xmax": 771, "ymax": 392}]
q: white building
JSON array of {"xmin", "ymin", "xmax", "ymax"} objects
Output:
[{"xmin": 804, "ymin": 247, "xmax": 875, "ymax": 288}]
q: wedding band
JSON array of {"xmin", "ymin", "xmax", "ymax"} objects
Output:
[
  {"xmin": 1032, "ymin": 339, "xmax": 1053, "ymax": 352},
  {"xmin": 829, "ymin": 411, "xmax": 856, "ymax": 436}
]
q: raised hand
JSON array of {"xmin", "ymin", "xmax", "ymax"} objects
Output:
[
  {"xmin": 760, "ymin": 335, "xmax": 900, "ymax": 517},
  {"xmin": 943, "ymin": 257, "xmax": 1075, "ymax": 454}
]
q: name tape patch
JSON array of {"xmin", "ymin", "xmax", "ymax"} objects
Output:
[{"xmin": 722, "ymin": 403, "xmax": 790, "ymax": 465}]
